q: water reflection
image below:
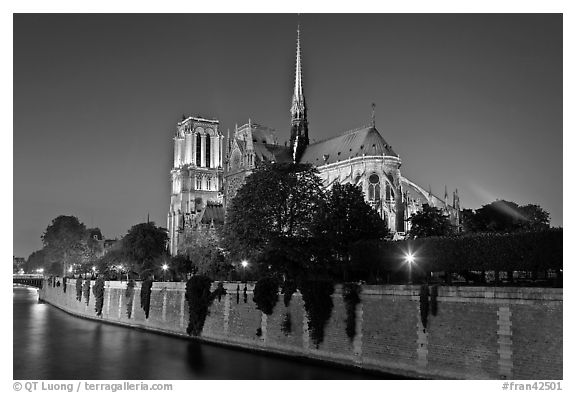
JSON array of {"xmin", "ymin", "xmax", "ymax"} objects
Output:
[{"xmin": 13, "ymin": 287, "xmax": 396, "ymax": 380}]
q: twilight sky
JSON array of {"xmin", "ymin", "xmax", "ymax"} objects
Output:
[{"xmin": 13, "ymin": 13, "xmax": 562, "ymax": 258}]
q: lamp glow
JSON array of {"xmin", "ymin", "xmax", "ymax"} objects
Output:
[
  {"xmin": 405, "ymin": 253, "xmax": 415, "ymax": 264},
  {"xmin": 162, "ymin": 264, "xmax": 168, "ymax": 271},
  {"xmin": 241, "ymin": 260, "xmax": 248, "ymax": 268}
]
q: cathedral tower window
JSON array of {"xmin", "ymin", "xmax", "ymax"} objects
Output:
[
  {"xmin": 196, "ymin": 176, "xmax": 202, "ymax": 190},
  {"xmin": 368, "ymin": 174, "xmax": 381, "ymax": 201},
  {"xmin": 207, "ymin": 177, "xmax": 211, "ymax": 190},
  {"xmin": 196, "ymin": 134, "xmax": 202, "ymax": 167},
  {"xmin": 206, "ymin": 135, "xmax": 211, "ymax": 168}
]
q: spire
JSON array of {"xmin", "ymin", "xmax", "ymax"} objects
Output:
[
  {"xmin": 453, "ymin": 188, "xmax": 460, "ymax": 209},
  {"xmin": 291, "ymin": 25, "xmax": 306, "ymax": 122},
  {"xmin": 290, "ymin": 24, "xmax": 309, "ymax": 162},
  {"xmin": 371, "ymin": 103, "xmax": 376, "ymax": 128}
]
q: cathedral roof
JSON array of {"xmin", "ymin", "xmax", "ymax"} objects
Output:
[
  {"xmin": 299, "ymin": 126, "xmax": 398, "ymax": 165},
  {"xmin": 200, "ymin": 203, "xmax": 225, "ymax": 225},
  {"xmin": 253, "ymin": 143, "xmax": 292, "ymax": 164},
  {"xmin": 401, "ymin": 177, "xmax": 455, "ymax": 211}
]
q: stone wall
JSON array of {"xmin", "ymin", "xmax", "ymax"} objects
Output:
[{"xmin": 39, "ymin": 280, "xmax": 562, "ymax": 379}]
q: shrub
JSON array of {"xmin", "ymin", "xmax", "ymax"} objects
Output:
[
  {"xmin": 430, "ymin": 285, "xmax": 438, "ymax": 316},
  {"xmin": 253, "ymin": 277, "xmax": 279, "ymax": 315},
  {"xmin": 342, "ymin": 283, "xmax": 361, "ymax": 340},
  {"xmin": 140, "ymin": 278, "xmax": 153, "ymax": 318},
  {"xmin": 281, "ymin": 312, "xmax": 292, "ymax": 335},
  {"xmin": 419, "ymin": 284, "xmax": 430, "ymax": 329},
  {"xmin": 281, "ymin": 279, "xmax": 297, "ymax": 307},
  {"xmin": 185, "ymin": 275, "xmax": 213, "ymax": 336},
  {"xmin": 82, "ymin": 279, "xmax": 91, "ymax": 305},
  {"xmin": 125, "ymin": 280, "xmax": 135, "ymax": 318},
  {"xmin": 352, "ymin": 229, "xmax": 562, "ymax": 283},
  {"xmin": 76, "ymin": 278, "xmax": 83, "ymax": 301},
  {"xmin": 92, "ymin": 276, "xmax": 105, "ymax": 316},
  {"xmin": 299, "ymin": 280, "xmax": 334, "ymax": 347}
]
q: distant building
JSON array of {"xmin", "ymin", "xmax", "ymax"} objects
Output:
[
  {"xmin": 13, "ymin": 256, "xmax": 25, "ymax": 274},
  {"xmin": 168, "ymin": 27, "xmax": 460, "ymax": 255}
]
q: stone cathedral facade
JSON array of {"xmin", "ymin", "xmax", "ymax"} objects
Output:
[
  {"xmin": 168, "ymin": 28, "xmax": 460, "ymax": 255},
  {"xmin": 167, "ymin": 116, "xmax": 225, "ymax": 254}
]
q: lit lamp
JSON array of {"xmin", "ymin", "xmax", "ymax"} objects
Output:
[
  {"xmin": 162, "ymin": 264, "xmax": 168, "ymax": 282},
  {"xmin": 241, "ymin": 260, "xmax": 249, "ymax": 282},
  {"xmin": 405, "ymin": 252, "xmax": 415, "ymax": 284}
]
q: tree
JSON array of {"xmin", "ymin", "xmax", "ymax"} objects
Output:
[
  {"xmin": 170, "ymin": 254, "xmax": 195, "ymax": 281},
  {"xmin": 222, "ymin": 162, "xmax": 326, "ymax": 276},
  {"xmin": 180, "ymin": 229, "xmax": 231, "ymax": 280},
  {"xmin": 313, "ymin": 182, "xmax": 388, "ymax": 279},
  {"xmin": 407, "ymin": 204, "xmax": 454, "ymax": 238},
  {"xmin": 518, "ymin": 204, "xmax": 550, "ymax": 231},
  {"xmin": 95, "ymin": 248, "xmax": 127, "ymax": 279},
  {"xmin": 42, "ymin": 215, "xmax": 87, "ymax": 276},
  {"xmin": 465, "ymin": 200, "xmax": 550, "ymax": 233},
  {"xmin": 121, "ymin": 222, "xmax": 168, "ymax": 278},
  {"xmin": 75, "ymin": 227, "xmax": 105, "ymax": 275},
  {"xmin": 24, "ymin": 249, "xmax": 46, "ymax": 273}
]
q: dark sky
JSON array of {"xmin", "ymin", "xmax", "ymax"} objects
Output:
[{"xmin": 13, "ymin": 14, "xmax": 562, "ymax": 258}]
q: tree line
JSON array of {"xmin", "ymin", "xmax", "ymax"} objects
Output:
[{"xmin": 23, "ymin": 162, "xmax": 556, "ymax": 285}]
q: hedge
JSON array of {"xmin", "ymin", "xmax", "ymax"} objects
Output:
[{"xmin": 351, "ymin": 229, "xmax": 562, "ymax": 274}]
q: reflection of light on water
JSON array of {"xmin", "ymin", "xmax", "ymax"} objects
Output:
[{"xmin": 27, "ymin": 292, "xmax": 48, "ymax": 360}]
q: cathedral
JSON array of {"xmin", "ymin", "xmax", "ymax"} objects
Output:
[{"xmin": 168, "ymin": 28, "xmax": 460, "ymax": 255}]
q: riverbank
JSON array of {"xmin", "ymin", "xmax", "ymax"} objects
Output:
[{"xmin": 39, "ymin": 280, "xmax": 562, "ymax": 379}]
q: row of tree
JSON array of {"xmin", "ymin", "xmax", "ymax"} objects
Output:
[
  {"xmin": 24, "ymin": 162, "xmax": 555, "ymax": 284},
  {"xmin": 222, "ymin": 163, "xmax": 555, "ymax": 283},
  {"xmin": 408, "ymin": 199, "xmax": 550, "ymax": 238},
  {"xmin": 223, "ymin": 163, "xmax": 389, "ymax": 281},
  {"xmin": 24, "ymin": 216, "xmax": 104, "ymax": 276}
]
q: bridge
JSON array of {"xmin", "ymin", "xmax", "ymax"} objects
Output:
[{"xmin": 13, "ymin": 274, "xmax": 44, "ymax": 288}]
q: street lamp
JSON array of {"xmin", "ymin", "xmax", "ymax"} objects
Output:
[
  {"xmin": 405, "ymin": 252, "xmax": 415, "ymax": 284},
  {"xmin": 162, "ymin": 264, "xmax": 168, "ymax": 282},
  {"xmin": 241, "ymin": 260, "xmax": 248, "ymax": 282}
]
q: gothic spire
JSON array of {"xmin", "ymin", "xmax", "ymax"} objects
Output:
[
  {"xmin": 291, "ymin": 25, "xmax": 306, "ymax": 122},
  {"xmin": 289, "ymin": 24, "xmax": 310, "ymax": 162}
]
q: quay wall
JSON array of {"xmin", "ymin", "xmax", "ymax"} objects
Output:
[{"xmin": 38, "ymin": 280, "xmax": 562, "ymax": 379}]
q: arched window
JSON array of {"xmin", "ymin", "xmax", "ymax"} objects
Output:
[
  {"xmin": 196, "ymin": 134, "xmax": 202, "ymax": 166},
  {"xmin": 205, "ymin": 135, "xmax": 211, "ymax": 168},
  {"xmin": 368, "ymin": 174, "xmax": 380, "ymax": 202},
  {"xmin": 207, "ymin": 177, "xmax": 211, "ymax": 190},
  {"xmin": 196, "ymin": 176, "xmax": 202, "ymax": 190}
]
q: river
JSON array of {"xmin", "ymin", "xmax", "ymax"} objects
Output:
[{"xmin": 13, "ymin": 286, "xmax": 400, "ymax": 380}]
